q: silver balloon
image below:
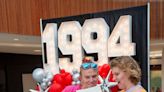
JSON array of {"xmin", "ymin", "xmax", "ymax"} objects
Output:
[
  {"xmin": 72, "ymin": 81, "xmax": 76, "ymax": 85},
  {"xmin": 32, "ymin": 68, "xmax": 45, "ymax": 83},
  {"xmin": 76, "ymin": 80, "xmax": 80, "ymax": 84},
  {"xmin": 47, "ymin": 81, "xmax": 51, "ymax": 86},
  {"xmin": 72, "ymin": 70, "xmax": 80, "ymax": 85},
  {"xmin": 72, "ymin": 69, "xmax": 78, "ymax": 74},
  {"xmin": 42, "ymin": 78, "xmax": 49, "ymax": 83},
  {"xmin": 73, "ymin": 73, "xmax": 80, "ymax": 81},
  {"xmin": 40, "ymin": 82, "xmax": 47, "ymax": 90},
  {"xmin": 46, "ymin": 72, "xmax": 53, "ymax": 81}
]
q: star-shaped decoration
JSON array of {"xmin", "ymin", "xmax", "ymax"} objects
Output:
[{"xmin": 98, "ymin": 70, "xmax": 118, "ymax": 92}]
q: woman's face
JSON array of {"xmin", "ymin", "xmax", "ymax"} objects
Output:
[
  {"xmin": 80, "ymin": 68, "xmax": 98, "ymax": 89},
  {"xmin": 112, "ymin": 67, "xmax": 130, "ymax": 90}
]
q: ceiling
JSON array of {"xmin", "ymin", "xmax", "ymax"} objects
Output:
[
  {"xmin": 0, "ymin": 33, "xmax": 42, "ymax": 55},
  {"xmin": 0, "ymin": 33, "xmax": 163, "ymax": 57}
]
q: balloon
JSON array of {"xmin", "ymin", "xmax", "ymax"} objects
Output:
[
  {"xmin": 108, "ymin": 71, "xmax": 118, "ymax": 92},
  {"xmin": 101, "ymin": 72, "xmax": 107, "ymax": 79},
  {"xmin": 61, "ymin": 73, "xmax": 67, "ymax": 78},
  {"xmin": 60, "ymin": 69, "xmax": 66, "ymax": 73},
  {"xmin": 98, "ymin": 66, "xmax": 103, "ymax": 75},
  {"xmin": 49, "ymin": 83, "xmax": 64, "ymax": 92},
  {"xmin": 46, "ymin": 72, "xmax": 53, "ymax": 81},
  {"xmin": 71, "ymin": 69, "xmax": 80, "ymax": 85},
  {"xmin": 98, "ymin": 66, "xmax": 104, "ymax": 78},
  {"xmin": 72, "ymin": 81, "xmax": 76, "ymax": 85},
  {"xmin": 40, "ymin": 82, "xmax": 47, "ymax": 90},
  {"xmin": 73, "ymin": 73, "xmax": 80, "ymax": 81},
  {"xmin": 109, "ymin": 71, "xmax": 114, "ymax": 82},
  {"xmin": 72, "ymin": 69, "xmax": 78, "ymax": 74},
  {"xmin": 98, "ymin": 64, "xmax": 111, "ymax": 79},
  {"xmin": 35, "ymin": 85, "xmax": 40, "ymax": 91},
  {"xmin": 102, "ymin": 64, "xmax": 110, "ymax": 73},
  {"xmin": 48, "ymin": 81, "xmax": 51, "ymax": 86},
  {"xmin": 32, "ymin": 68, "xmax": 45, "ymax": 83},
  {"xmin": 110, "ymin": 85, "xmax": 119, "ymax": 92},
  {"xmin": 65, "ymin": 74, "xmax": 72, "ymax": 85},
  {"xmin": 42, "ymin": 78, "xmax": 49, "ymax": 83},
  {"xmin": 64, "ymin": 72, "xmax": 70, "ymax": 77},
  {"xmin": 76, "ymin": 81, "xmax": 80, "ymax": 84},
  {"xmin": 52, "ymin": 74, "xmax": 64, "ymax": 85},
  {"xmin": 98, "ymin": 80, "xmax": 101, "ymax": 84}
]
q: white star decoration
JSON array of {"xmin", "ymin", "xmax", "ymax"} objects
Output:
[{"xmin": 98, "ymin": 70, "xmax": 118, "ymax": 92}]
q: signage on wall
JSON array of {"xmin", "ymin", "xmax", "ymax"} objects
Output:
[{"xmin": 41, "ymin": 15, "xmax": 136, "ymax": 74}]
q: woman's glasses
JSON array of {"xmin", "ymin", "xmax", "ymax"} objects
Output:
[{"xmin": 81, "ymin": 62, "xmax": 97, "ymax": 70}]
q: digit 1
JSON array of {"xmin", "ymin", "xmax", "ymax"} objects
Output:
[{"xmin": 42, "ymin": 23, "xmax": 59, "ymax": 74}]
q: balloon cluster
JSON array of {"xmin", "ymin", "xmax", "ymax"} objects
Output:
[
  {"xmin": 30, "ymin": 63, "xmax": 118, "ymax": 92},
  {"xmin": 49, "ymin": 69, "xmax": 72, "ymax": 92},
  {"xmin": 98, "ymin": 64, "xmax": 118, "ymax": 92},
  {"xmin": 41, "ymin": 72, "xmax": 53, "ymax": 90},
  {"xmin": 32, "ymin": 68, "xmax": 53, "ymax": 91},
  {"xmin": 31, "ymin": 68, "xmax": 72, "ymax": 92}
]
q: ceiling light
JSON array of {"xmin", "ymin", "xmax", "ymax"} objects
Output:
[
  {"xmin": 33, "ymin": 49, "xmax": 41, "ymax": 52},
  {"xmin": 150, "ymin": 50, "xmax": 163, "ymax": 59},
  {"xmin": 13, "ymin": 38, "xmax": 19, "ymax": 41}
]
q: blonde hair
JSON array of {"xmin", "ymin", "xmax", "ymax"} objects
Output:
[{"xmin": 110, "ymin": 56, "xmax": 141, "ymax": 85}]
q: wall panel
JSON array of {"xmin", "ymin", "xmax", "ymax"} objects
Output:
[
  {"xmin": 0, "ymin": 0, "xmax": 8, "ymax": 33},
  {"xmin": 6, "ymin": 0, "xmax": 19, "ymax": 34},
  {"xmin": 30, "ymin": 0, "xmax": 42, "ymax": 35},
  {"xmin": 150, "ymin": 1, "xmax": 164, "ymax": 39},
  {"xmin": 159, "ymin": 1, "xmax": 163, "ymax": 39},
  {"xmin": 0, "ymin": 0, "xmax": 163, "ymax": 39}
]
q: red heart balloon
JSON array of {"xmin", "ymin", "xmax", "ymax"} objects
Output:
[
  {"xmin": 98, "ymin": 66, "xmax": 103, "ymax": 77},
  {"xmin": 102, "ymin": 64, "xmax": 110, "ymax": 73}
]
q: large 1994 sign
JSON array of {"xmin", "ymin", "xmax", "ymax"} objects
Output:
[{"xmin": 42, "ymin": 15, "xmax": 136, "ymax": 74}]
